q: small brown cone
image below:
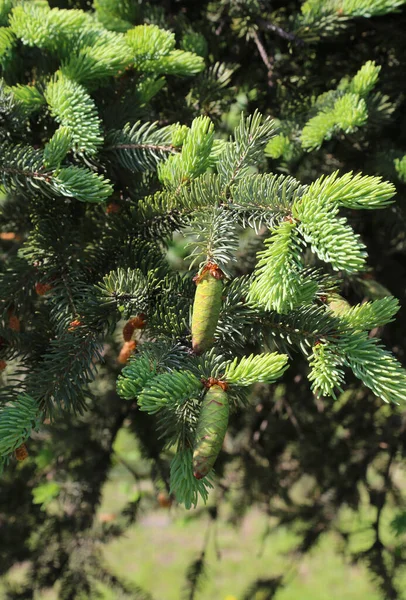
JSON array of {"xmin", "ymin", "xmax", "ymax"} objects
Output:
[{"xmin": 15, "ymin": 444, "xmax": 29, "ymax": 462}]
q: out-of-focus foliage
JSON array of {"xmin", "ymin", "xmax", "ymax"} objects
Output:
[{"xmin": 2, "ymin": 1, "xmax": 406, "ymax": 599}]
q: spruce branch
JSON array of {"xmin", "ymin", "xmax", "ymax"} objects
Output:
[
  {"xmin": 0, "ymin": 26, "xmax": 15, "ymax": 67},
  {"xmin": 231, "ymin": 173, "xmax": 306, "ymax": 232},
  {"xmin": 308, "ymin": 342, "xmax": 346, "ymax": 398},
  {"xmin": 185, "ymin": 207, "xmax": 239, "ymax": 274},
  {"xmin": 343, "ymin": 332, "xmax": 406, "ymax": 404},
  {"xmin": 94, "ymin": 0, "xmax": 138, "ymax": 33},
  {"xmin": 44, "ymin": 74, "xmax": 103, "ymax": 156},
  {"xmin": 290, "ymin": 172, "xmax": 392, "ymax": 273},
  {"xmin": 300, "ymin": 171, "xmax": 395, "ymax": 210},
  {"xmin": 147, "ymin": 50, "xmax": 205, "ymax": 77},
  {"xmin": 126, "ymin": 24, "xmax": 176, "ymax": 63},
  {"xmin": 217, "ymin": 110, "xmax": 275, "ymax": 193},
  {"xmin": 0, "ymin": 393, "xmax": 42, "ymax": 458},
  {"xmin": 105, "ymin": 121, "xmax": 177, "ymax": 173},
  {"xmin": 44, "ymin": 126, "xmax": 72, "ymax": 169},
  {"xmin": 97, "ymin": 268, "xmax": 150, "ymax": 316},
  {"xmin": 169, "ymin": 449, "xmax": 214, "ymax": 509},
  {"xmin": 53, "ymin": 166, "xmax": 113, "ymax": 203},
  {"xmin": 295, "ymin": 197, "xmax": 367, "ymax": 273},
  {"xmin": 331, "ymin": 296, "xmax": 399, "ymax": 331},
  {"xmin": 8, "ymin": 83, "xmax": 45, "ymax": 115},
  {"xmin": 60, "ymin": 29, "xmax": 132, "ymax": 85},
  {"xmin": 138, "ymin": 371, "xmax": 203, "ymax": 415},
  {"xmin": 126, "ymin": 24, "xmax": 204, "ymax": 76},
  {"xmin": 264, "ymin": 305, "xmax": 342, "ymax": 355},
  {"xmin": 27, "ymin": 328, "xmax": 103, "ymax": 414},
  {"xmin": 158, "ymin": 116, "xmax": 215, "ymax": 190},
  {"xmin": 0, "ymin": 2, "xmax": 13, "ymax": 27},
  {"xmin": 338, "ymin": 0, "xmax": 406, "ymax": 17},
  {"xmin": 0, "ymin": 142, "xmax": 113, "ymax": 202},
  {"xmin": 224, "ymin": 352, "xmax": 289, "ymax": 386},
  {"xmin": 349, "ymin": 61, "xmax": 381, "ymax": 96},
  {"xmin": 394, "ymin": 154, "xmax": 406, "ymax": 182},
  {"xmin": 9, "ymin": 3, "xmax": 91, "ymax": 58},
  {"xmin": 116, "ymin": 355, "xmax": 159, "ymax": 401},
  {"xmin": 248, "ymin": 220, "xmax": 317, "ymax": 313},
  {"xmin": 182, "ymin": 551, "xmax": 207, "ymax": 600}
]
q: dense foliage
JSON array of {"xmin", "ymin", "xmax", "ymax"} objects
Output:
[{"xmin": 1, "ymin": 1, "xmax": 406, "ymax": 598}]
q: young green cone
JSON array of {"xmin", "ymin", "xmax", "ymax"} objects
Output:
[
  {"xmin": 193, "ymin": 383, "xmax": 229, "ymax": 479},
  {"xmin": 191, "ymin": 268, "xmax": 223, "ymax": 354}
]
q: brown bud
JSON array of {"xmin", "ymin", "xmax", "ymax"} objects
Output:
[
  {"xmin": 9, "ymin": 314, "xmax": 21, "ymax": 332},
  {"xmin": 106, "ymin": 203, "xmax": 120, "ymax": 214},
  {"xmin": 122, "ymin": 315, "xmax": 147, "ymax": 341},
  {"xmin": 35, "ymin": 282, "xmax": 52, "ymax": 296},
  {"xmin": 157, "ymin": 492, "xmax": 172, "ymax": 508},
  {"xmin": 118, "ymin": 340, "xmax": 137, "ymax": 364}
]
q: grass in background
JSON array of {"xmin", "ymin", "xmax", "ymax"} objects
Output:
[
  {"xmin": 98, "ymin": 428, "xmax": 384, "ymax": 600},
  {"xmin": 1, "ymin": 426, "xmax": 403, "ymax": 599}
]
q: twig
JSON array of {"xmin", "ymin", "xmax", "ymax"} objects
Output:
[
  {"xmin": 251, "ymin": 29, "xmax": 274, "ymax": 87},
  {"xmin": 259, "ymin": 19, "xmax": 305, "ymax": 46}
]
